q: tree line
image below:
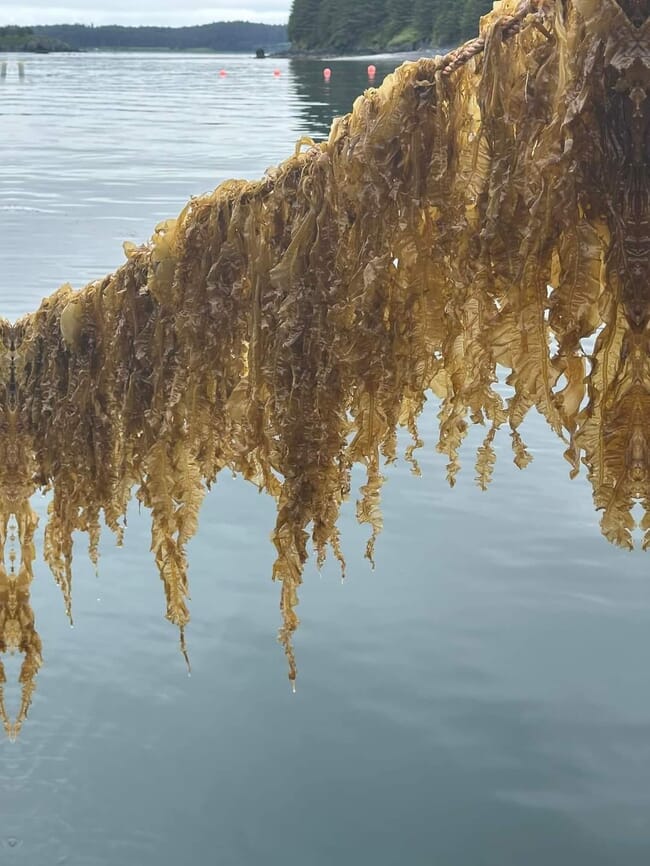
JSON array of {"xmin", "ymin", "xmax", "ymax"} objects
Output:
[
  {"xmin": 288, "ymin": 0, "xmax": 493, "ymax": 52},
  {"xmin": 0, "ymin": 25, "xmax": 71, "ymax": 52},
  {"xmin": 7, "ymin": 23, "xmax": 289, "ymax": 52}
]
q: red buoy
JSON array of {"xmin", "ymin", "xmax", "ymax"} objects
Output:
[
  {"xmin": 219, "ymin": 69, "xmax": 227, "ymax": 77},
  {"xmin": 323, "ymin": 67, "xmax": 332, "ymax": 80},
  {"xmin": 367, "ymin": 64, "xmax": 377, "ymax": 79}
]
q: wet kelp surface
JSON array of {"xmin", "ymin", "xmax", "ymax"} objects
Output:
[{"xmin": 1, "ymin": 0, "xmax": 648, "ymax": 736}]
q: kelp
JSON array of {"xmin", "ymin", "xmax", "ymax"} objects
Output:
[{"xmin": 1, "ymin": 0, "xmax": 648, "ymax": 736}]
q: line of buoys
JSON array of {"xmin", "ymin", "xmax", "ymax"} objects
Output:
[{"xmin": 215, "ymin": 65, "xmax": 394, "ymax": 80}]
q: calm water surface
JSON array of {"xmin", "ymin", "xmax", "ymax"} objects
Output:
[{"xmin": 2, "ymin": 52, "xmax": 650, "ymax": 865}]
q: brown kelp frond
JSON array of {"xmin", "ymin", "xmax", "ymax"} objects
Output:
[{"xmin": 0, "ymin": 0, "xmax": 648, "ymax": 727}]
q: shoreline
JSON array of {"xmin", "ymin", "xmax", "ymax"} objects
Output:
[
  {"xmin": 273, "ymin": 45, "xmax": 450, "ymax": 61},
  {"xmin": 1, "ymin": 47, "xmax": 450, "ymax": 60}
]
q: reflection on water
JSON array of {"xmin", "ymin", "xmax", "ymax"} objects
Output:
[
  {"xmin": 0, "ymin": 508, "xmax": 41, "ymax": 740},
  {"xmin": 1, "ymin": 50, "xmax": 650, "ymax": 866},
  {"xmin": 289, "ymin": 58, "xmax": 405, "ymax": 138}
]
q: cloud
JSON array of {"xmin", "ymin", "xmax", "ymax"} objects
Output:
[{"xmin": 2, "ymin": 2, "xmax": 291, "ymax": 27}]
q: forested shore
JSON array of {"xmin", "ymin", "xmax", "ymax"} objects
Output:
[
  {"xmin": 0, "ymin": 23, "xmax": 288, "ymax": 53},
  {"xmin": 1, "ymin": 3, "xmax": 493, "ymax": 57},
  {"xmin": 0, "ymin": 25, "xmax": 71, "ymax": 52},
  {"xmin": 288, "ymin": 0, "xmax": 493, "ymax": 52}
]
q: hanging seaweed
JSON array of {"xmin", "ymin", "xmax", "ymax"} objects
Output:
[{"xmin": 1, "ymin": 0, "xmax": 648, "ymax": 734}]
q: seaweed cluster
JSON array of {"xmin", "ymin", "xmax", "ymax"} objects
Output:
[{"xmin": 1, "ymin": 0, "xmax": 648, "ymax": 736}]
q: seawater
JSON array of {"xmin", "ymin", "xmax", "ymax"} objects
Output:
[{"xmin": 1, "ymin": 52, "xmax": 650, "ymax": 866}]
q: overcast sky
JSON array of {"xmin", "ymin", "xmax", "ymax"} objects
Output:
[{"xmin": 3, "ymin": 1, "xmax": 291, "ymax": 27}]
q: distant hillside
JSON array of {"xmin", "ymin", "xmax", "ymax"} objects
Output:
[
  {"xmin": 288, "ymin": 0, "xmax": 492, "ymax": 53},
  {"xmin": 31, "ymin": 22, "xmax": 288, "ymax": 52},
  {"xmin": 0, "ymin": 25, "xmax": 71, "ymax": 52}
]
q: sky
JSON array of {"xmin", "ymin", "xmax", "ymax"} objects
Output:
[{"xmin": 2, "ymin": 1, "xmax": 292, "ymax": 27}]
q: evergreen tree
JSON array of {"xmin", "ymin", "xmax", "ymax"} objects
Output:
[
  {"xmin": 461, "ymin": 0, "xmax": 490, "ymax": 38},
  {"xmin": 413, "ymin": 0, "xmax": 434, "ymax": 42},
  {"xmin": 288, "ymin": 0, "xmax": 321, "ymax": 47}
]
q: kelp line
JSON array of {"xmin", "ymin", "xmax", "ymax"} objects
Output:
[{"xmin": 1, "ymin": 0, "xmax": 648, "ymax": 737}]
